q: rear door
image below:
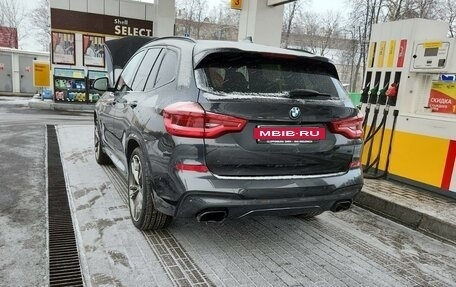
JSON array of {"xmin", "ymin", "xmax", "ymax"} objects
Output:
[
  {"xmin": 111, "ymin": 48, "xmax": 163, "ymax": 155},
  {"xmin": 195, "ymin": 51, "xmax": 361, "ymax": 177},
  {"xmin": 107, "ymin": 50, "xmax": 146, "ymax": 153}
]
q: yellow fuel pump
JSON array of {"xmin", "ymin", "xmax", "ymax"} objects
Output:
[{"xmin": 360, "ymin": 19, "xmax": 456, "ymax": 198}]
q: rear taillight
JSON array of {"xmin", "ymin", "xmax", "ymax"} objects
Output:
[
  {"xmin": 163, "ymin": 102, "xmax": 247, "ymax": 138},
  {"xmin": 329, "ymin": 113, "xmax": 364, "ymax": 139}
]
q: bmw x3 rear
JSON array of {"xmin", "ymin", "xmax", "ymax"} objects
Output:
[{"xmin": 94, "ymin": 38, "xmax": 364, "ymax": 230}]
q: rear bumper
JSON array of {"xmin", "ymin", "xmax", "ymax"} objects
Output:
[
  {"xmin": 175, "ymin": 185, "xmax": 361, "ymax": 218},
  {"xmin": 169, "ymin": 169, "xmax": 363, "ymax": 218}
]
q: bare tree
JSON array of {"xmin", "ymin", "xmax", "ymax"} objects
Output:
[
  {"xmin": 29, "ymin": 0, "xmax": 50, "ymax": 51},
  {"xmin": 211, "ymin": 3, "xmax": 240, "ymax": 40},
  {"xmin": 344, "ymin": 0, "xmax": 388, "ymax": 89},
  {"xmin": 176, "ymin": 0, "xmax": 208, "ymax": 38},
  {"xmin": 282, "ymin": 0, "xmax": 314, "ymax": 48},
  {"xmin": 283, "ymin": 1, "xmax": 300, "ymax": 47},
  {"xmin": 176, "ymin": 1, "xmax": 239, "ymax": 40},
  {"xmin": 293, "ymin": 11, "xmax": 342, "ymax": 56},
  {"xmin": 316, "ymin": 11, "xmax": 341, "ymax": 56},
  {"xmin": 298, "ymin": 11, "xmax": 319, "ymax": 52},
  {"xmin": 0, "ymin": 0, "xmax": 29, "ymax": 48},
  {"xmin": 441, "ymin": 0, "xmax": 456, "ymax": 37},
  {"xmin": 385, "ymin": 0, "xmax": 441, "ymax": 20}
]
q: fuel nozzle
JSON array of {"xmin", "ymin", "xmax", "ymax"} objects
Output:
[
  {"xmin": 368, "ymin": 83, "xmax": 379, "ymax": 104},
  {"xmin": 386, "ymin": 82, "xmax": 399, "ymax": 106},
  {"xmin": 360, "ymin": 83, "xmax": 370, "ymax": 103},
  {"xmin": 377, "ymin": 83, "xmax": 389, "ymax": 105}
]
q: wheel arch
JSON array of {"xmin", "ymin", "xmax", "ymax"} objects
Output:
[{"xmin": 126, "ymin": 138, "xmax": 141, "ymax": 165}]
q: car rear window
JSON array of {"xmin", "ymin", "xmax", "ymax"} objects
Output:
[{"xmin": 196, "ymin": 51, "xmax": 344, "ymax": 99}]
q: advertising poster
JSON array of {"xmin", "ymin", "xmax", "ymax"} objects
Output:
[
  {"xmin": 52, "ymin": 32, "xmax": 75, "ymax": 65},
  {"xmin": 33, "ymin": 61, "xmax": 50, "ymax": 87},
  {"xmin": 428, "ymin": 81, "xmax": 456, "ymax": 114},
  {"xmin": 83, "ymin": 35, "xmax": 105, "ymax": 67}
]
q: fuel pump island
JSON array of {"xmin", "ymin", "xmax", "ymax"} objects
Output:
[{"xmin": 360, "ymin": 18, "xmax": 456, "ymax": 198}]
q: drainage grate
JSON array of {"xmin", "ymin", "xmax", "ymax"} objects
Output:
[{"xmin": 47, "ymin": 125, "xmax": 84, "ymax": 287}]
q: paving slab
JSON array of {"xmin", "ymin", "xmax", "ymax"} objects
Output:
[{"xmin": 56, "ymin": 124, "xmax": 456, "ymax": 287}]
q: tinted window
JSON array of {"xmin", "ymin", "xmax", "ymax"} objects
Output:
[
  {"xmin": 144, "ymin": 53, "xmax": 163, "ymax": 91},
  {"xmin": 132, "ymin": 48, "xmax": 162, "ymax": 91},
  {"xmin": 154, "ymin": 50, "xmax": 178, "ymax": 88},
  {"xmin": 116, "ymin": 50, "xmax": 146, "ymax": 91},
  {"xmin": 197, "ymin": 52, "xmax": 341, "ymax": 99}
]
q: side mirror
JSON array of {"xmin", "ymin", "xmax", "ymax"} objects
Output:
[{"xmin": 92, "ymin": 77, "xmax": 110, "ymax": 92}]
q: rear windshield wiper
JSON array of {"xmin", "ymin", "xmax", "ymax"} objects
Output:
[{"xmin": 287, "ymin": 89, "xmax": 332, "ymax": 99}]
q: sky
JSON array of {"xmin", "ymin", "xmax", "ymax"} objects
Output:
[{"xmin": 19, "ymin": 0, "xmax": 348, "ymax": 51}]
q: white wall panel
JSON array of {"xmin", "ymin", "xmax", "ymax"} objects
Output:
[
  {"xmin": 88, "ymin": 0, "xmax": 104, "ymax": 14},
  {"xmin": 69, "ymin": 0, "xmax": 88, "ymax": 12},
  {"xmin": 104, "ymin": 0, "xmax": 120, "ymax": 16},
  {"xmin": 120, "ymin": 1, "xmax": 145, "ymax": 19},
  {"xmin": 51, "ymin": 0, "xmax": 70, "ymax": 9}
]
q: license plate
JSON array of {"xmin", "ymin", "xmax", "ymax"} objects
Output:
[{"xmin": 254, "ymin": 127, "xmax": 326, "ymax": 143}]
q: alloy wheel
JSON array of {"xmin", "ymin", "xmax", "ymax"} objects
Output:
[{"xmin": 129, "ymin": 155, "xmax": 144, "ymax": 221}]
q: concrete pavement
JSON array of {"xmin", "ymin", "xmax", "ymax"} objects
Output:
[
  {"xmin": 356, "ymin": 178, "xmax": 456, "ymax": 245},
  {"xmin": 0, "ymin": 124, "xmax": 48, "ymax": 286}
]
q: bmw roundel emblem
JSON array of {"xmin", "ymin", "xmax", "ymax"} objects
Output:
[{"xmin": 289, "ymin": 107, "xmax": 301, "ymax": 119}]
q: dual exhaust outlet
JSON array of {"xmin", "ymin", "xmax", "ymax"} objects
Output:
[{"xmin": 195, "ymin": 200, "xmax": 352, "ymax": 223}]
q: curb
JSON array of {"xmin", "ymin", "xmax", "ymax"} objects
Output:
[
  {"xmin": 0, "ymin": 92, "xmax": 34, "ymax": 97},
  {"xmin": 29, "ymin": 100, "xmax": 94, "ymax": 113},
  {"xmin": 355, "ymin": 191, "xmax": 456, "ymax": 245}
]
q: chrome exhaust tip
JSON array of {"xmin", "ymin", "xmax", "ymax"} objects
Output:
[
  {"xmin": 331, "ymin": 200, "xmax": 352, "ymax": 212},
  {"xmin": 196, "ymin": 210, "xmax": 227, "ymax": 223}
]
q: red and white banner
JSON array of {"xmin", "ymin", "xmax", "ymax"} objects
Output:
[{"xmin": 428, "ymin": 82, "xmax": 456, "ymax": 114}]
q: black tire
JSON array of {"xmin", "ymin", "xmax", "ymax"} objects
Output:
[
  {"xmin": 128, "ymin": 147, "xmax": 172, "ymax": 230},
  {"xmin": 94, "ymin": 121, "xmax": 111, "ymax": 165},
  {"xmin": 294, "ymin": 210, "xmax": 323, "ymax": 219}
]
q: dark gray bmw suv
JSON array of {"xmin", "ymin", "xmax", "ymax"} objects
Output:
[{"xmin": 93, "ymin": 36, "xmax": 363, "ymax": 230}]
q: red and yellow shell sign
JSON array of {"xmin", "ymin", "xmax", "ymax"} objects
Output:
[{"xmin": 428, "ymin": 82, "xmax": 456, "ymax": 114}]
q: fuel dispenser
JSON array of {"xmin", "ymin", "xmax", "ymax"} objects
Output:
[{"xmin": 359, "ymin": 19, "xmax": 456, "ymax": 198}]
